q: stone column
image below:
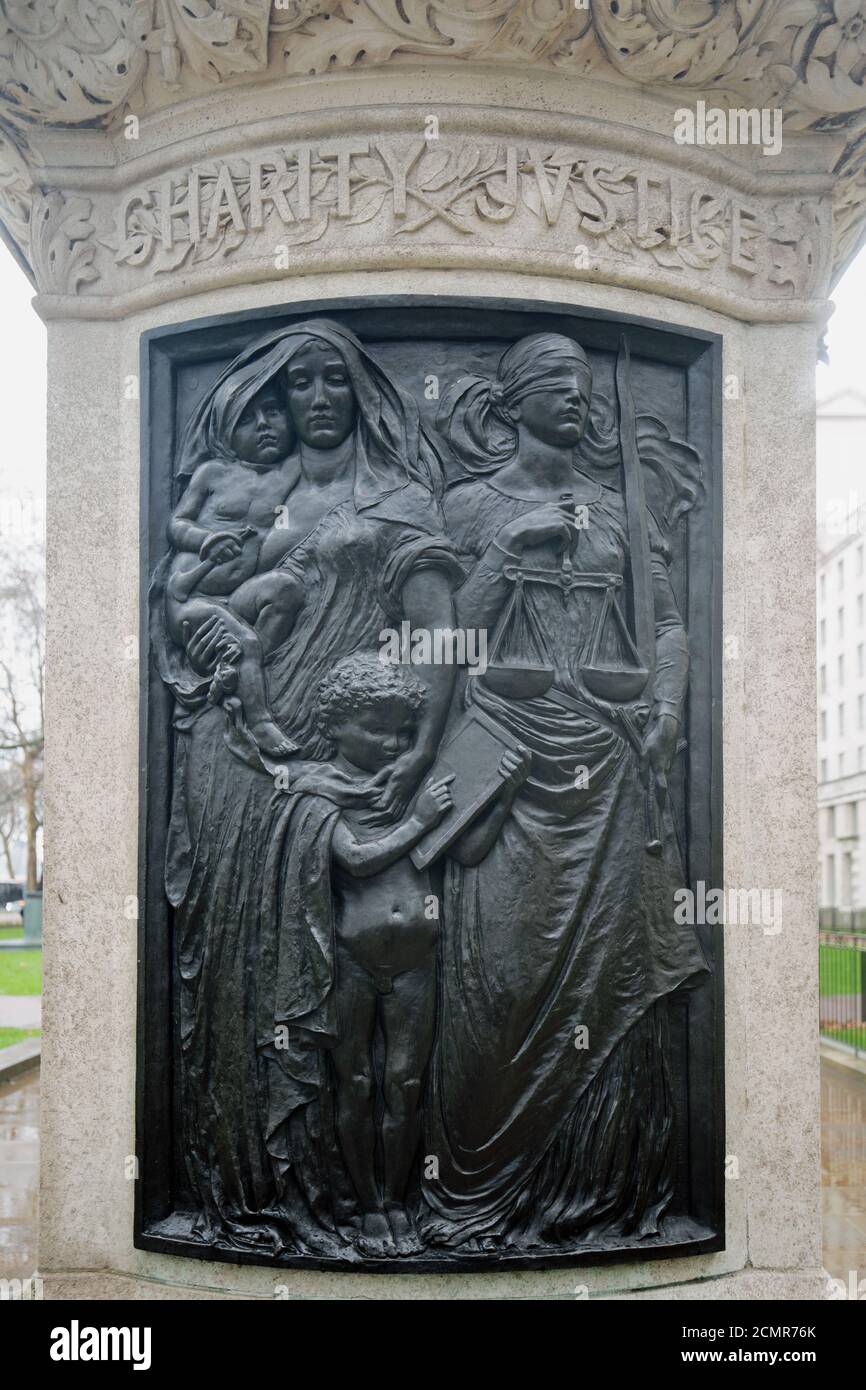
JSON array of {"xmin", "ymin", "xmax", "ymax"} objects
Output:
[{"xmin": 0, "ymin": 1, "xmax": 856, "ymax": 1299}]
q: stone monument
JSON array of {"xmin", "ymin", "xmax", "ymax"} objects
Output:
[{"xmin": 0, "ymin": 0, "xmax": 853, "ymax": 1298}]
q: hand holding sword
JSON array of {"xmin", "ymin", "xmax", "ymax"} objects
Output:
[
  {"xmin": 615, "ymin": 336, "xmax": 682, "ymax": 856},
  {"xmin": 639, "ymin": 713, "xmax": 684, "ymax": 855}
]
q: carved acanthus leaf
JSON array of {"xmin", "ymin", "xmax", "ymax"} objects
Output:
[
  {"xmin": 277, "ymin": 0, "xmax": 513, "ymax": 75},
  {"xmin": 0, "ymin": 1, "xmax": 272, "ymax": 128},
  {"xmin": 142, "ymin": 0, "xmax": 271, "ymax": 87},
  {"xmin": 29, "ymin": 190, "xmax": 99, "ymax": 293},
  {"xmin": 589, "ymin": 1, "xmax": 866, "ymax": 126},
  {"xmin": 0, "ymin": 3, "xmax": 866, "ymax": 131},
  {"xmin": 0, "ymin": 0, "xmax": 147, "ymax": 127},
  {"xmin": 2, "ymin": 2, "xmax": 866, "ymax": 285},
  {"xmin": 0, "ymin": 124, "xmax": 33, "ymax": 256}
]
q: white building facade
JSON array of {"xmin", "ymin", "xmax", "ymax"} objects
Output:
[{"xmin": 817, "ymin": 391, "xmax": 866, "ymax": 925}]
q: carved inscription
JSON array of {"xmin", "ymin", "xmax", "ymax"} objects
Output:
[{"xmin": 101, "ymin": 139, "xmax": 822, "ymax": 295}]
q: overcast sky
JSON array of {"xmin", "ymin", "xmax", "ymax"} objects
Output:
[
  {"xmin": 0, "ymin": 234, "xmax": 863, "ymax": 543},
  {"xmin": 0, "ymin": 240, "xmax": 46, "ymax": 549},
  {"xmin": 817, "ymin": 247, "xmax": 866, "ymax": 406}
]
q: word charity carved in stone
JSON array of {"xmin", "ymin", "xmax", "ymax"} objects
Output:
[
  {"xmin": 139, "ymin": 302, "xmax": 722, "ymax": 1270},
  {"xmin": 104, "ymin": 140, "xmax": 821, "ymax": 295},
  {"xmin": 0, "ymin": 2, "xmax": 864, "ymax": 290}
]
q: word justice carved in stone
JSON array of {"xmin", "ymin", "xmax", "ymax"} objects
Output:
[{"xmin": 103, "ymin": 140, "xmax": 822, "ymax": 295}]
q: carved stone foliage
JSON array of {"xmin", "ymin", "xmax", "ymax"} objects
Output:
[
  {"xmin": 0, "ymin": 1, "xmax": 271, "ymax": 125},
  {"xmin": 2, "ymin": 2, "xmax": 866, "ymax": 129},
  {"xmin": 590, "ymin": 0, "xmax": 866, "ymax": 127},
  {"xmin": 0, "ymin": 124, "xmax": 33, "ymax": 254},
  {"xmin": 0, "ymin": 1, "xmax": 865, "ymax": 291},
  {"xmin": 0, "ymin": 0, "xmax": 273, "ymax": 273},
  {"xmin": 274, "ymin": 0, "xmax": 588, "ymax": 73},
  {"xmin": 29, "ymin": 190, "xmax": 98, "ymax": 294},
  {"xmin": 143, "ymin": 0, "xmax": 271, "ymax": 87},
  {"xmin": 0, "ymin": 0, "xmax": 146, "ymax": 127}
]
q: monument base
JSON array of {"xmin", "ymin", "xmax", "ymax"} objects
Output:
[{"xmin": 38, "ymin": 1268, "xmax": 825, "ymax": 1302}]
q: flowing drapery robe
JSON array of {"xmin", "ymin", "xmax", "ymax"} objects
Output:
[
  {"xmin": 423, "ymin": 473, "xmax": 708, "ymax": 1247},
  {"xmin": 157, "ymin": 480, "xmax": 462, "ymax": 1252}
]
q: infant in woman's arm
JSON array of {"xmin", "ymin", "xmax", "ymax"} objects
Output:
[{"xmin": 164, "ymin": 380, "xmax": 305, "ymax": 759}]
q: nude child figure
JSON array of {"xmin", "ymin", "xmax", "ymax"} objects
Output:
[{"xmin": 313, "ymin": 653, "xmax": 531, "ymax": 1256}]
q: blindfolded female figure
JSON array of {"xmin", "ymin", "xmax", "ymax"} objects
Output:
[{"xmin": 424, "ymin": 332, "xmax": 707, "ymax": 1250}]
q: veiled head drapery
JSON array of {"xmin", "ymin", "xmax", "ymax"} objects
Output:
[{"xmin": 177, "ymin": 318, "xmax": 446, "ymax": 505}]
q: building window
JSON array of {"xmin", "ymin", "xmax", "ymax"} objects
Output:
[
  {"xmin": 839, "ymin": 653, "xmax": 845, "ymax": 684},
  {"xmin": 860, "ymin": 643, "xmax": 865, "ymax": 677},
  {"xmin": 859, "ymin": 594, "xmax": 864, "ymax": 627},
  {"xmin": 839, "ymin": 607, "xmax": 845, "ymax": 638},
  {"xmin": 821, "ymin": 758, "xmax": 828, "ymax": 781},
  {"xmin": 838, "ymin": 558, "xmax": 845, "ymax": 589},
  {"xmin": 847, "ymin": 801, "xmax": 858, "ymax": 836},
  {"xmin": 820, "ymin": 573, "xmax": 827, "ymax": 602},
  {"xmin": 821, "ymin": 710, "xmax": 828, "ymax": 740},
  {"xmin": 859, "ymin": 544, "xmax": 864, "ymax": 577},
  {"xmin": 821, "ymin": 618, "xmax": 827, "ymax": 647},
  {"xmin": 859, "ymin": 694, "xmax": 864, "ymax": 731},
  {"xmin": 820, "ymin": 664, "xmax": 827, "ymax": 692},
  {"xmin": 842, "ymin": 851, "xmax": 853, "ymax": 908},
  {"xmin": 839, "ymin": 702, "xmax": 846, "ymax": 736},
  {"xmin": 860, "ymin": 746, "xmax": 865, "ymax": 772},
  {"xmin": 826, "ymin": 854, "xmax": 836, "ymax": 905},
  {"xmin": 828, "ymin": 805, "xmax": 836, "ymax": 836},
  {"xmin": 840, "ymin": 751, "xmax": 846, "ymax": 775}
]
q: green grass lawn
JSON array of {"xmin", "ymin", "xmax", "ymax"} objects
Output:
[
  {"xmin": 0, "ymin": 924, "xmax": 23, "ymax": 942},
  {"xmin": 819, "ymin": 944, "xmax": 864, "ymax": 996},
  {"xmin": 0, "ymin": 949, "xmax": 42, "ymax": 995},
  {"xmin": 821, "ymin": 1023, "xmax": 866, "ymax": 1050},
  {"xmin": 0, "ymin": 1027, "xmax": 40, "ymax": 1050}
]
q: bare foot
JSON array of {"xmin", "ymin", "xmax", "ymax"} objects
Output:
[
  {"xmin": 250, "ymin": 718, "xmax": 299, "ymax": 758},
  {"xmin": 386, "ymin": 1205, "xmax": 424, "ymax": 1255},
  {"xmin": 478, "ymin": 1235, "xmax": 502, "ymax": 1253},
  {"xmin": 354, "ymin": 1210, "xmax": 396, "ymax": 1258}
]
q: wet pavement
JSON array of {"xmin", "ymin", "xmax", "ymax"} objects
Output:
[
  {"xmin": 821, "ymin": 1057, "xmax": 866, "ymax": 1286},
  {"xmin": 0, "ymin": 1068, "xmax": 38, "ymax": 1280},
  {"xmin": 0, "ymin": 996, "xmax": 41, "ymax": 1028}
]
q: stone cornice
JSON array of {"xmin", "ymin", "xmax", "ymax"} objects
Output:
[{"xmin": 1, "ymin": 0, "xmax": 865, "ymax": 308}]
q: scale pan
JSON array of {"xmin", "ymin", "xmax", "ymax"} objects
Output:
[
  {"xmin": 580, "ymin": 664, "xmax": 649, "ymax": 701},
  {"xmin": 482, "ymin": 663, "xmax": 555, "ymax": 700}
]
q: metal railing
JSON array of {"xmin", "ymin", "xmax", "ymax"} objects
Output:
[
  {"xmin": 819, "ymin": 932, "xmax": 866, "ymax": 1057},
  {"xmin": 818, "ymin": 906, "xmax": 866, "ymax": 931}
]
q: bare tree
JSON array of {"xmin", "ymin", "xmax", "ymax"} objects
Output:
[
  {"xmin": 0, "ymin": 547, "xmax": 44, "ymax": 890},
  {"xmin": 0, "ymin": 758, "xmax": 21, "ymax": 879}
]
